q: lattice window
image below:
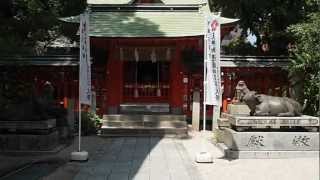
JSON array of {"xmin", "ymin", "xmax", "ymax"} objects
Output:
[
  {"xmin": 132, "ymin": 0, "xmax": 164, "ymax": 4},
  {"xmin": 119, "ymin": 47, "xmax": 174, "ymax": 62}
]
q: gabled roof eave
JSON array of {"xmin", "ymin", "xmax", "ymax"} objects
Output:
[{"xmin": 87, "ymin": 0, "xmax": 206, "ymax": 5}]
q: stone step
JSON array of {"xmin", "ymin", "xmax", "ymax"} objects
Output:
[
  {"xmin": 120, "ymin": 103, "xmax": 170, "ymax": 114},
  {"xmin": 102, "ymin": 114, "xmax": 186, "ymax": 122},
  {"xmin": 101, "ymin": 114, "xmax": 187, "ymax": 137},
  {"xmin": 99, "ymin": 127, "xmax": 188, "ymax": 138},
  {"xmin": 102, "ymin": 120, "xmax": 187, "ymax": 128}
]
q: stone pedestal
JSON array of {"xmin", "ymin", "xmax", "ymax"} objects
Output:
[
  {"xmin": 228, "ymin": 114, "xmax": 319, "ymax": 131},
  {"xmin": 192, "ymin": 91, "xmax": 200, "ymax": 131},
  {"xmin": 0, "ymin": 131, "xmax": 59, "ymax": 151},
  {"xmin": 217, "ymin": 114, "xmax": 320, "ymax": 158},
  {"xmin": 221, "ymin": 128, "xmax": 319, "ymax": 151},
  {"xmin": 218, "ymin": 104, "xmax": 250, "ymax": 128},
  {"xmin": 217, "ymin": 128, "xmax": 319, "ymax": 158},
  {"xmin": 0, "ymin": 119, "xmax": 59, "ymax": 152},
  {"xmin": 0, "ymin": 119, "xmax": 56, "ymax": 131},
  {"xmin": 217, "ymin": 118, "xmax": 230, "ymax": 128},
  {"xmin": 227, "ymin": 104, "xmax": 250, "ymax": 116}
]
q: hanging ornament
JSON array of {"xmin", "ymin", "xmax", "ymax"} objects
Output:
[
  {"xmin": 157, "ymin": 88, "xmax": 161, "ymax": 97},
  {"xmin": 166, "ymin": 48, "xmax": 171, "ymax": 61},
  {"xmin": 120, "ymin": 48, "xmax": 124, "ymax": 60},
  {"xmin": 134, "ymin": 88, "xmax": 139, "ymax": 98},
  {"xmin": 151, "ymin": 48, "xmax": 157, "ymax": 63},
  {"xmin": 134, "ymin": 48, "xmax": 139, "ymax": 62},
  {"xmin": 261, "ymin": 43, "xmax": 270, "ymax": 52}
]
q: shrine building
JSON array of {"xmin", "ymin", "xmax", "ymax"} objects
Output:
[{"xmin": 0, "ymin": 0, "xmax": 290, "ymax": 133}]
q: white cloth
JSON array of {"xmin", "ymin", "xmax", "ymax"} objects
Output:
[
  {"xmin": 204, "ymin": 16, "xmax": 221, "ymax": 106},
  {"xmin": 79, "ymin": 12, "xmax": 92, "ymax": 106}
]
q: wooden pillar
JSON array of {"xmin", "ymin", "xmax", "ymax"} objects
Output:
[
  {"xmin": 106, "ymin": 41, "xmax": 123, "ymax": 114},
  {"xmin": 170, "ymin": 45, "xmax": 184, "ymax": 114}
]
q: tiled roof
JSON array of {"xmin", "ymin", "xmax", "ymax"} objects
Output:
[
  {"xmin": 61, "ymin": 11, "xmax": 238, "ymax": 37},
  {"xmin": 89, "ymin": 11, "xmax": 204, "ymax": 37}
]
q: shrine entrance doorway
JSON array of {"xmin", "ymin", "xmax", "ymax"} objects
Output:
[{"xmin": 123, "ymin": 60, "xmax": 170, "ymax": 103}]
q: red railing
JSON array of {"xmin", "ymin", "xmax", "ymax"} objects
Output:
[{"xmin": 123, "ymin": 82, "xmax": 169, "ymax": 102}]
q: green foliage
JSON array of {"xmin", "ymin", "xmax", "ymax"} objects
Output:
[
  {"xmin": 211, "ymin": 0, "xmax": 320, "ymax": 114},
  {"xmin": 81, "ymin": 111, "xmax": 103, "ymax": 135},
  {"xmin": 287, "ymin": 12, "xmax": 320, "ymax": 115},
  {"xmin": 0, "ymin": 0, "xmax": 86, "ymax": 55},
  {"xmin": 210, "ymin": 0, "xmax": 319, "ymax": 55},
  {"xmin": 223, "ymin": 37, "xmax": 257, "ymax": 55},
  {"xmin": 0, "ymin": 68, "xmax": 33, "ymax": 108}
]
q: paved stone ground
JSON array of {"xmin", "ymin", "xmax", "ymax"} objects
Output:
[
  {"xmin": 42, "ymin": 137, "xmax": 202, "ymax": 180},
  {"xmin": 183, "ymin": 130, "xmax": 320, "ymax": 180},
  {"xmin": 1, "ymin": 132, "xmax": 319, "ymax": 180}
]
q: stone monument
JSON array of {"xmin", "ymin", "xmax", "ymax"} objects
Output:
[
  {"xmin": 217, "ymin": 81, "xmax": 319, "ymax": 158},
  {"xmin": 0, "ymin": 81, "xmax": 66, "ymax": 152}
]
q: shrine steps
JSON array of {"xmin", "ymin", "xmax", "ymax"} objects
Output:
[
  {"xmin": 119, "ymin": 103, "xmax": 170, "ymax": 114},
  {"xmin": 100, "ymin": 114, "xmax": 188, "ymax": 138}
]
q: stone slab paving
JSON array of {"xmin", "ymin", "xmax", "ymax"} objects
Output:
[
  {"xmin": 71, "ymin": 137, "xmax": 202, "ymax": 180},
  {"xmin": 2, "ymin": 133, "xmax": 318, "ymax": 180},
  {"xmin": 182, "ymin": 130, "xmax": 320, "ymax": 180}
]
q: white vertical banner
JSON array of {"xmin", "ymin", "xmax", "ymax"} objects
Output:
[
  {"xmin": 204, "ymin": 16, "xmax": 221, "ymax": 106},
  {"xmin": 79, "ymin": 12, "xmax": 92, "ymax": 106}
]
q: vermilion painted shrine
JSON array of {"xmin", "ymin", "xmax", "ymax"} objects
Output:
[{"xmin": 0, "ymin": 0, "xmax": 290, "ymax": 120}]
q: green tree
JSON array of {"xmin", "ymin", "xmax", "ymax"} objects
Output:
[
  {"xmin": 211, "ymin": 0, "xmax": 320, "ymax": 114},
  {"xmin": 287, "ymin": 12, "xmax": 320, "ymax": 115},
  {"xmin": 0, "ymin": 0, "xmax": 86, "ymax": 55},
  {"xmin": 210, "ymin": 0, "xmax": 319, "ymax": 55}
]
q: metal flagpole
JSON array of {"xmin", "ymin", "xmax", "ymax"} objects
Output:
[
  {"xmin": 78, "ymin": 11, "xmax": 84, "ymax": 153},
  {"xmin": 196, "ymin": 14, "xmax": 213, "ymax": 163},
  {"xmin": 78, "ymin": 81, "xmax": 82, "ymax": 152},
  {"xmin": 71, "ymin": 11, "xmax": 89, "ymax": 161},
  {"xmin": 203, "ymin": 15, "xmax": 207, "ymax": 132},
  {"xmin": 212, "ymin": 13, "xmax": 221, "ymax": 131}
]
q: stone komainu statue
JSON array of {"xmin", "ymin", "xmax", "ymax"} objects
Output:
[
  {"xmin": 0, "ymin": 80, "xmax": 66, "ymax": 121},
  {"xmin": 237, "ymin": 82, "xmax": 304, "ymax": 117},
  {"xmin": 233, "ymin": 80, "xmax": 249, "ymax": 104}
]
